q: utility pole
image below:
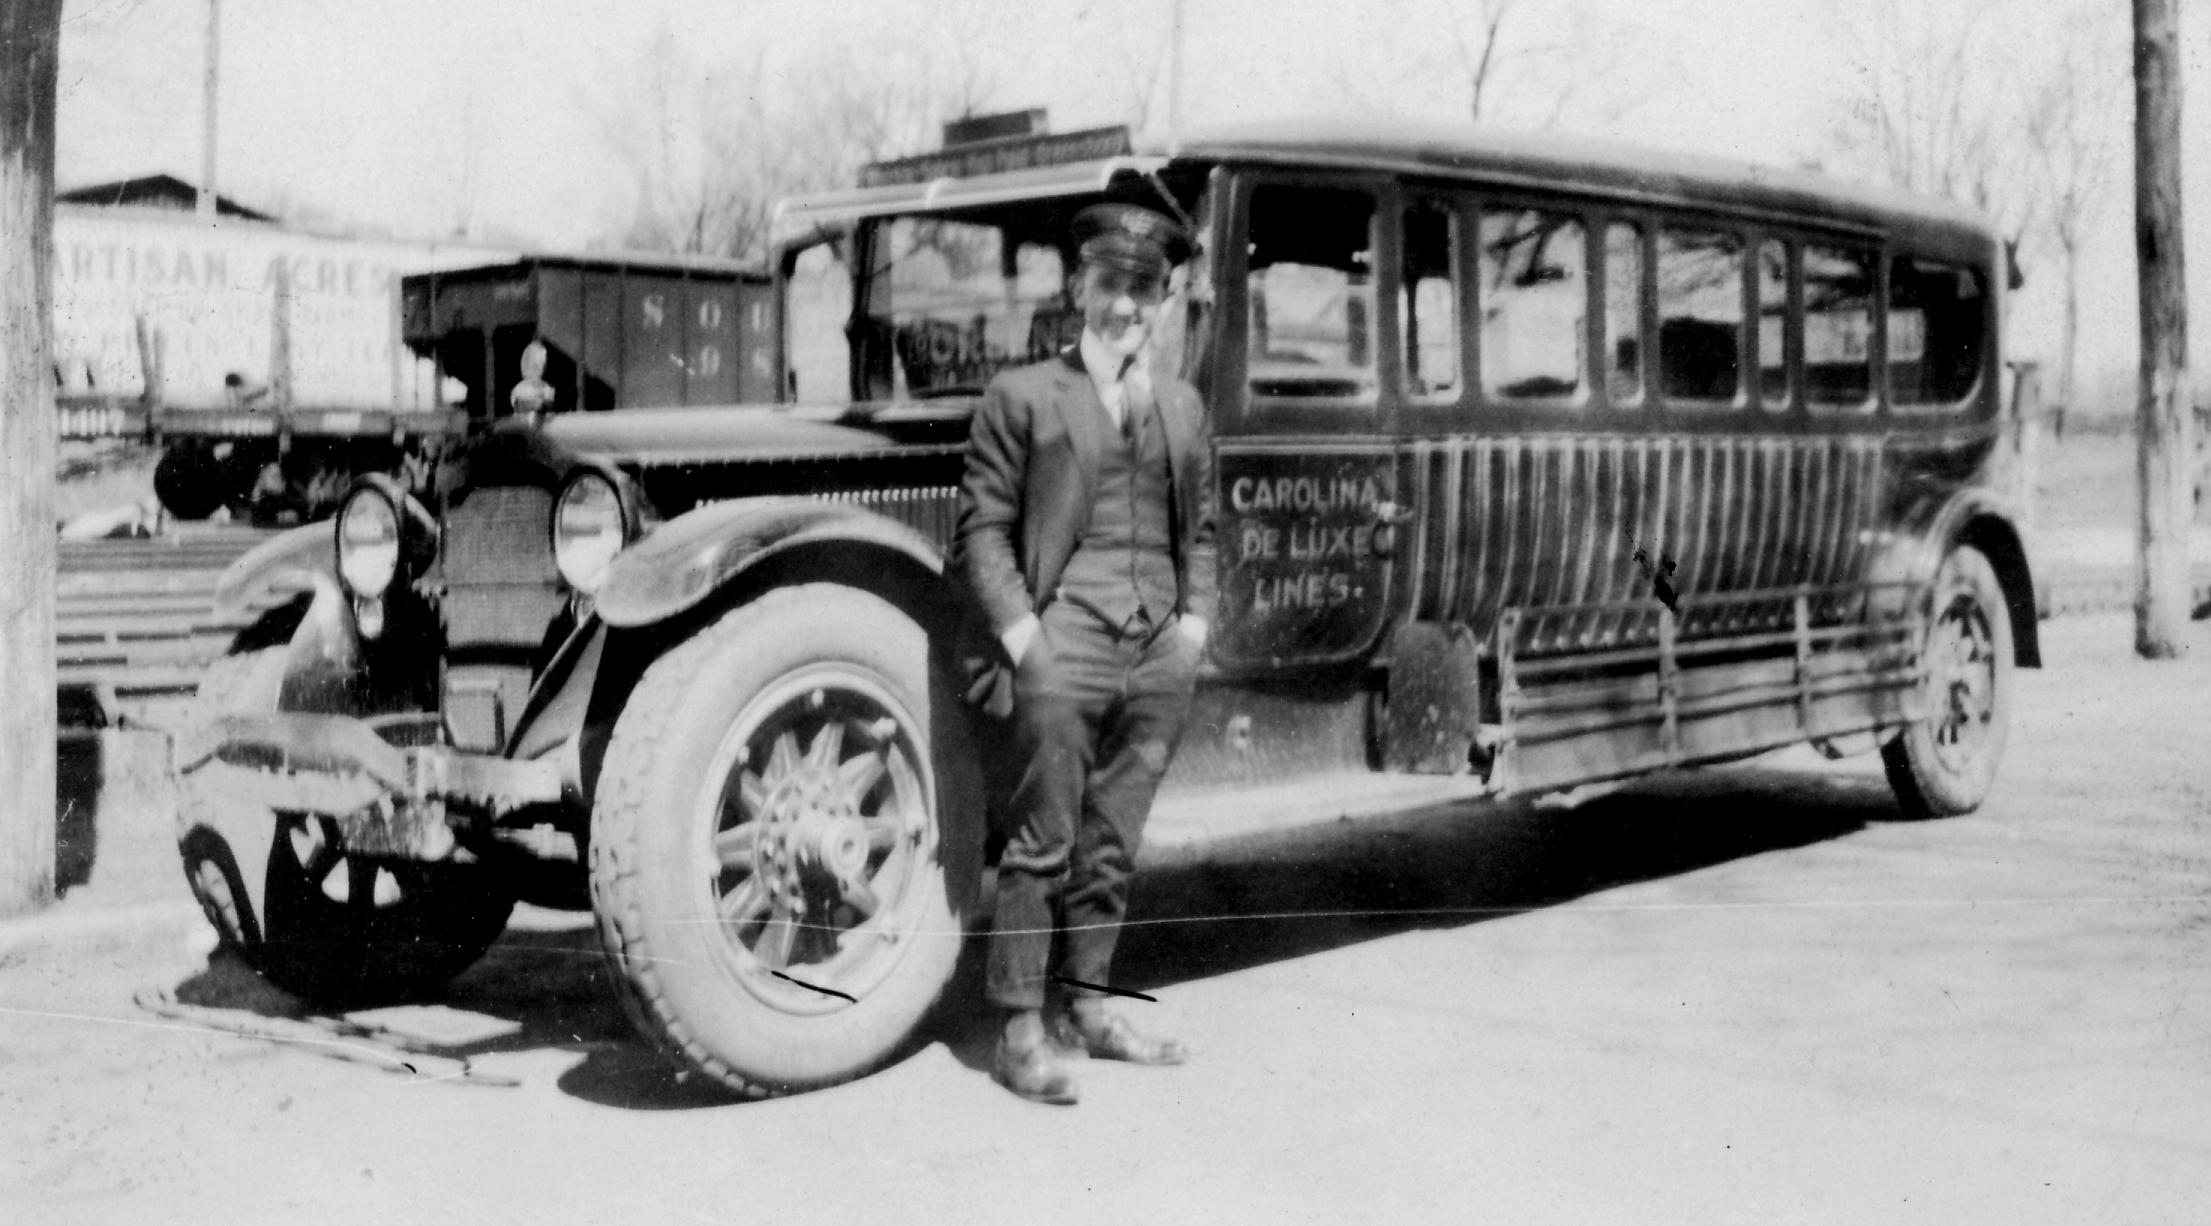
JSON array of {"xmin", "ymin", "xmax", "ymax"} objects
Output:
[
  {"xmin": 199, "ymin": 0, "xmax": 221, "ymax": 217},
  {"xmin": 1167, "ymin": 0, "xmax": 1184, "ymax": 144},
  {"xmin": 2132, "ymin": 0, "xmax": 2192, "ymax": 658},
  {"xmin": 0, "ymin": 0, "xmax": 65, "ymax": 916}
]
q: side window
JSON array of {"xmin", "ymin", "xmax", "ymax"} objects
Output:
[
  {"xmin": 1803, "ymin": 244, "xmax": 1876, "ymax": 410},
  {"xmin": 1604, "ymin": 222, "xmax": 1644, "ymax": 406},
  {"xmin": 1657, "ymin": 227, "xmax": 1744, "ymax": 403},
  {"xmin": 1757, "ymin": 239, "xmax": 1792, "ymax": 410},
  {"xmin": 1246, "ymin": 185, "xmax": 1377, "ymax": 398},
  {"xmin": 1401, "ymin": 201, "xmax": 1460, "ymax": 402},
  {"xmin": 1480, "ymin": 208, "xmax": 1586, "ymax": 401},
  {"xmin": 1889, "ymin": 257, "xmax": 1987, "ymax": 406}
]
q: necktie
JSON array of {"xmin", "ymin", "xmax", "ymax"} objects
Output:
[{"xmin": 1118, "ymin": 359, "xmax": 1149, "ymax": 445}]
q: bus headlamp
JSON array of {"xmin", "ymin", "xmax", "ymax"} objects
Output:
[
  {"xmin": 553, "ymin": 472, "xmax": 628, "ymax": 595},
  {"xmin": 336, "ymin": 485, "xmax": 402, "ymax": 598}
]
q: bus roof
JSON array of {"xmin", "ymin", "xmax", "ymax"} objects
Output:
[{"xmin": 774, "ymin": 117, "xmax": 1998, "ymax": 260}]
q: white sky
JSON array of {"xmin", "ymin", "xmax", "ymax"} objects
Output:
[{"xmin": 52, "ymin": 0, "xmax": 2211, "ymax": 398}]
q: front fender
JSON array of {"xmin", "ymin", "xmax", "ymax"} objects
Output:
[
  {"xmin": 213, "ymin": 481, "xmax": 438, "ymax": 618},
  {"xmin": 214, "ymin": 519, "xmax": 445, "ymax": 715},
  {"xmin": 214, "ymin": 521, "xmax": 334, "ymax": 621},
  {"xmin": 593, "ymin": 496, "xmax": 945, "ymax": 628}
]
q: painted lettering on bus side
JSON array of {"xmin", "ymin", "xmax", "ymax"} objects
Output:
[
  {"xmin": 1227, "ymin": 474, "xmax": 1383, "ymax": 514},
  {"xmin": 1220, "ymin": 458, "xmax": 1390, "ymax": 646},
  {"xmin": 1286, "ymin": 520, "xmax": 1375, "ymax": 562},
  {"xmin": 1249, "ymin": 570, "xmax": 1357, "ymax": 612}
]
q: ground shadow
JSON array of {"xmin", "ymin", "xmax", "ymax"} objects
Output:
[
  {"xmin": 54, "ymin": 724, "xmax": 104, "ymax": 894},
  {"xmin": 928, "ymin": 763, "xmax": 1894, "ymax": 1078},
  {"xmin": 150, "ymin": 764, "xmax": 1894, "ymax": 1107},
  {"xmin": 1116, "ymin": 766, "xmax": 1889, "ymax": 993},
  {"xmin": 161, "ymin": 920, "xmax": 737, "ymax": 1109}
]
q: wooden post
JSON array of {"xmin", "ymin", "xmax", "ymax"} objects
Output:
[
  {"xmin": 0, "ymin": 0, "xmax": 64, "ymax": 915},
  {"xmin": 199, "ymin": 0, "xmax": 220, "ymax": 217},
  {"xmin": 2007, "ymin": 361, "xmax": 2044, "ymax": 536},
  {"xmin": 2133, "ymin": 0, "xmax": 2193, "ymax": 658},
  {"xmin": 268, "ymin": 254, "xmax": 295, "ymax": 411}
]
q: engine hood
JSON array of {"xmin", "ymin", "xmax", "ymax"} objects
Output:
[{"xmin": 539, "ymin": 402, "xmax": 974, "ymax": 467}]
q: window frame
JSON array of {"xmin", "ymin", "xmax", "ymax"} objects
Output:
[
  {"xmin": 1472, "ymin": 199, "xmax": 1597, "ymax": 413},
  {"xmin": 1397, "ymin": 192, "xmax": 1468, "ymax": 411},
  {"xmin": 1653, "ymin": 221, "xmax": 1752, "ymax": 412},
  {"xmin": 1886, "ymin": 252, "xmax": 1993, "ymax": 415},
  {"xmin": 1600, "ymin": 216, "xmax": 1650, "ymax": 412},
  {"xmin": 1753, "ymin": 234, "xmax": 1797, "ymax": 414},
  {"xmin": 1195, "ymin": 163, "xmax": 2000, "ymax": 438},
  {"xmin": 1798, "ymin": 238, "xmax": 1882, "ymax": 417},
  {"xmin": 1222, "ymin": 171, "xmax": 1394, "ymax": 435}
]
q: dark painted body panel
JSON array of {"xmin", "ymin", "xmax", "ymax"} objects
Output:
[{"xmin": 206, "ymin": 122, "xmax": 2031, "ymax": 825}]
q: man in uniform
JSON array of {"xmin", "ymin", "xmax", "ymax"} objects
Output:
[{"xmin": 955, "ymin": 202, "xmax": 1216, "ymax": 1105}]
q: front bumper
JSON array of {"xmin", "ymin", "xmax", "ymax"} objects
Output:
[{"xmin": 173, "ymin": 713, "xmax": 569, "ymax": 859}]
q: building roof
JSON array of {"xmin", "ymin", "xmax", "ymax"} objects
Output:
[{"xmin": 56, "ymin": 174, "xmax": 275, "ymax": 222}]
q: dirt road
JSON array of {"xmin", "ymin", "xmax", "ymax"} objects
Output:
[{"xmin": 2, "ymin": 612, "xmax": 2206, "ymax": 1225}]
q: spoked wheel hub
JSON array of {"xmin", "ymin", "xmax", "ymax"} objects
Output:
[
  {"xmin": 1880, "ymin": 545, "xmax": 2015, "ymax": 819},
  {"xmin": 702, "ymin": 672, "xmax": 932, "ymax": 1015},
  {"xmin": 1925, "ymin": 591, "xmax": 1998, "ymax": 774},
  {"xmin": 587, "ymin": 583, "xmax": 980, "ymax": 1095}
]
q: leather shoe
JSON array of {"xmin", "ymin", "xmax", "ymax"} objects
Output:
[
  {"xmin": 1044, "ymin": 1009, "xmax": 1091, "ymax": 1061},
  {"xmin": 1065, "ymin": 1012, "xmax": 1189, "ymax": 1066},
  {"xmin": 992, "ymin": 1029, "xmax": 1078, "ymax": 1105}
]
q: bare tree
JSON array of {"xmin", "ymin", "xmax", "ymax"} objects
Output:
[
  {"xmin": 931, "ymin": 0, "xmax": 1009, "ymax": 123},
  {"xmin": 590, "ymin": 31, "xmax": 768, "ymax": 259},
  {"xmin": 2022, "ymin": 1, "xmax": 2126, "ymax": 439},
  {"xmin": 1441, "ymin": 0, "xmax": 1517, "ymax": 122},
  {"xmin": 1826, "ymin": 0, "xmax": 2048, "ymax": 276},
  {"xmin": 591, "ymin": 23, "xmax": 996, "ymax": 264},
  {"xmin": 1105, "ymin": 25, "xmax": 1169, "ymax": 131},
  {"xmin": 1332, "ymin": 0, "xmax": 1661, "ymax": 133},
  {"xmin": 1, "ymin": 0, "xmax": 64, "ymax": 915}
]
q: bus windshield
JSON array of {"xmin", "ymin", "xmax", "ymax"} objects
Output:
[{"xmin": 786, "ymin": 215, "xmax": 1072, "ymax": 405}]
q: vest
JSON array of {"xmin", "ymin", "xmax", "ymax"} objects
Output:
[{"xmin": 1057, "ymin": 394, "xmax": 1178, "ymax": 633}]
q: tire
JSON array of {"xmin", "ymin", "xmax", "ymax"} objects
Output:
[
  {"xmin": 152, "ymin": 444, "xmax": 233, "ymax": 521},
  {"xmin": 175, "ymin": 640, "xmax": 516, "ymax": 1005},
  {"xmin": 1881, "ymin": 545, "xmax": 2014, "ymax": 818},
  {"xmin": 589, "ymin": 584, "xmax": 982, "ymax": 1099}
]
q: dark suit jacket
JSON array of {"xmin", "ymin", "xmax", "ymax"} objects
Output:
[{"xmin": 955, "ymin": 349, "xmax": 1217, "ymax": 640}]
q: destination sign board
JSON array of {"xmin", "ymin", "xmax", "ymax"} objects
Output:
[{"xmin": 858, "ymin": 126, "xmax": 1133, "ymax": 188}]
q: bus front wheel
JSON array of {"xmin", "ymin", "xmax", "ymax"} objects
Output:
[
  {"xmin": 1882, "ymin": 544, "xmax": 2013, "ymax": 818},
  {"xmin": 587, "ymin": 584, "xmax": 981, "ymax": 1098}
]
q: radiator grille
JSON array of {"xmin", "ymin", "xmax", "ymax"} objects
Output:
[
  {"xmin": 440, "ymin": 485, "xmax": 563, "ymax": 651},
  {"xmin": 442, "ymin": 486, "xmax": 558, "ymax": 586},
  {"xmin": 812, "ymin": 486, "xmax": 959, "ymax": 550}
]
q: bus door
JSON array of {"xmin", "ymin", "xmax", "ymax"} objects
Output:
[{"xmin": 1205, "ymin": 173, "xmax": 1405, "ymax": 673}]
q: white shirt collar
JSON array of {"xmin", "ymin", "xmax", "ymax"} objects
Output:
[{"xmin": 1077, "ymin": 328, "xmax": 1136, "ymax": 389}]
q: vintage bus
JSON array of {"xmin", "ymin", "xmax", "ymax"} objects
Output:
[{"xmin": 174, "ymin": 118, "xmax": 2034, "ymax": 1099}]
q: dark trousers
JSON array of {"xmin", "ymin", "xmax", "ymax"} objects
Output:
[{"xmin": 984, "ymin": 600, "xmax": 1198, "ymax": 1011}]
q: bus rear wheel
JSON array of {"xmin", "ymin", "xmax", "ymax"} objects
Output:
[{"xmin": 1882, "ymin": 544, "xmax": 2013, "ymax": 818}]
